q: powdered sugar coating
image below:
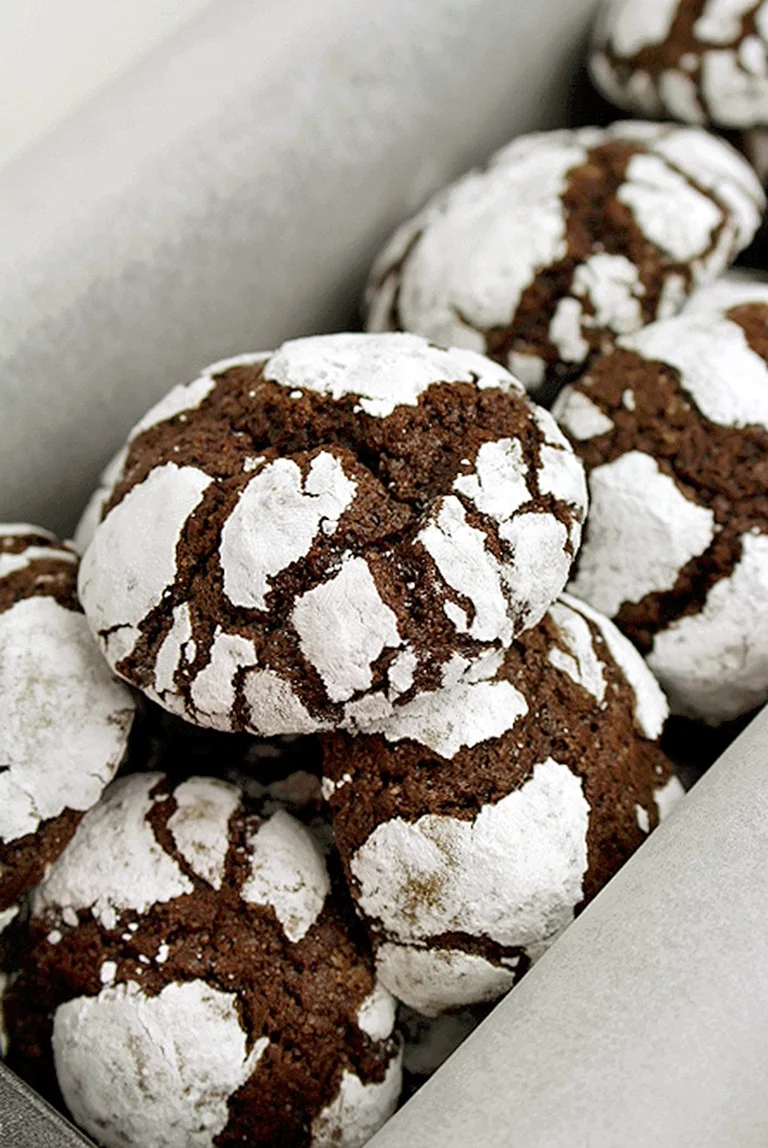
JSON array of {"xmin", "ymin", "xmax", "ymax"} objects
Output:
[
  {"xmin": 418, "ymin": 497, "xmax": 515, "ymax": 645},
  {"xmin": 32, "ymin": 775, "xmax": 193, "ymax": 931},
  {"xmin": 54, "ymin": 980, "xmax": 269, "ymax": 1148},
  {"xmin": 604, "ymin": 0, "xmax": 679, "ymax": 56},
  {"xmin": 325, "ymin": 592, "xmax": 674, "ymax": 1014},
  {"xmin": 366, "ymin": 122, "xmax": 763, "ymax": 390},
  {"xmin": 351, "ymin": 759, "xmax": 589, "ymax": 955},
  {"xmin": 420, "ymin": 406, "xmax": 585, "ymax": 640},
  {"xmin": 547, "ymin": 601, "xmax": 607, "ymax": 704},
  {"xmin": 263, "ymin": 333, "xmax": 515, "ymax": 418},
  {"xmin": 12, "ymin": 770, "xmax": 402, "ymax": 1147},
  {"xmin": 355, "ymin": 674, "xmax": 529, "ymax": 760},
  {"xmin": 621, "ymin": 310, "xmax": 768, "ymax": 430},
  {"xmin": 0, "ymin": 524, "xmax": 135, "ymax": 918},
  {"xmin": 242, "ymin": 669, "xmax": 332, "ymax": 736},
  {"xmin": 153, "ymin": 603, "xmax": 195, "ymax": 707},
  {"xmin": 73, "ymin": 358, "xmax": 272, "ymax": 556},
  {"xmin": 561, "ymin": 594, "xmax": 669, "ymax": 740},
  {"xmin": 0, "ymin": 544, "xmax": 75, "ymax": 578},
  {"xmin": 554, "ymin": 390, "xmax": 616, "ymax": 442},
  {"xmin": 557, "ymin": 290, "xmax": 768, "ymax": 724},
  {"xmin": 373, "ymin": 945, "xmax": 518, "ymax": 1017},
  {"xmin": 573, "ymin": 253, "xmax": 646, "ymax": 334},
  {"xmin": 591, "ymin": 0, "xmax": 768, "ymax": 128},
  {"xmin": 167, "ymin": 778, "xmax": 240, "ymax": 889},
  {"xmin": 454, "ymin": 438, "xmax": 529, "ymax": 519},
  {"xmin": 370, "ymin": 142, "xmax": 582, "ymax": 344},
  {"xmin": 655, "ymin": 774, "xmax": 686, "ymax": 820},
  {"xmin": 221, "ymin": 453, "xmax": 357, "ymax": 611},
  {"xmin": 311, "ymin": 1057, "xmax": 403, "ymax": 1148},
  {"xmin": 78, "ymin": 462, "xmax": 212, "ymax": 666},
  {"xmin": 618, "ymin": 153, "xmax": 723, "ymax": 264},
  {"xmin": 684, "ymin": 271, "xmax": 768, "ymax": 314},
  {"xmin": 567, "ymin": 452, "xmax": 716, "ymax": 617},
  {"xmin": 538, "ymin": 442, "xmax": 590, "ymax": 511},
  {"xmin": 187, "ymin": 632, "xmax": 259, "ymax": 731},
  {"xmin": 81, "ymin": 335, "xmax": 585, "ymax": 736},
  {"xmin": 648, "ymin": 531, "xmax": 768, "ymax": 723},
  {"xmin": 292, "ymin": 557, "xmax": 401, "ymax": 704},
  {"xmin": 0, "ymin": 596, "xmax": 134, "ymax": 846},
  {"xmin": 356, "ymin": 984, "xmax": 397, "ymax": 1043},
  {"xmin": 241, "ymin": 809, "xmax": 330, "ymax": 942}
]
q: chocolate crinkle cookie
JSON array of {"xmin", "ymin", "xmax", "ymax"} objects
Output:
[
  {"xmin": 555, "ymin": 283, "xmax": 768, "ymax": 725},
  {"xmin": 0, "ymin": 525, "xmax": 136, "ymax": 940},
  {"xmin": 3, "ymin": 772, "xmax": 402, "ymax": 1148},
  {"xmin": 364, "ymin": 121, "xmax": 763, "ymax": 397},
  {"xmin": 77, "ymin": 334, "xmax": 586, "ymax": 737},
  {"xmin": 321, "ymin": 594, "xmax": 681, "ymax": 1016},
  {"xmin": 590, "ymin": 0, "xmax": 768, "ymax": 128}
]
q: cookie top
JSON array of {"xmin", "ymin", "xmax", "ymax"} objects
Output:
[
  {"xmin": 0, "ymin": 526, "xmax": 136, "ymax": 920},
  {"xmin": 5, "ymin": 772, "xmax": 401, "ymax": 1148},
  {"xmin": 365, "ymin": 122, "xmax": 763, "ymax": 396},
  {"xmin": 590, "ymin": 0, "xmax": 768, "ymax": 128},
  {"xmin": 555, "ymin": 293, "xmax": 768, "ymax": 724},
  {"xmin": 78, "ymin": 334, "xmax": 586, "ymax": 737},
  {"xmin": 322, "ymin": 595, "xmax": 679, "ymax": 1015}
]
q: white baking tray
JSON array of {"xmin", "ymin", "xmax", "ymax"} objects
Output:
[{"xmin": 2, "ymin": 1, "xmax": 766, "ymax": 1145}]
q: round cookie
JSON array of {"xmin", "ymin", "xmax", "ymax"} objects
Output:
[
  {"xmin": 321, "ymin": 594, "xmax": 681, "ymax": 1016},
  {"xmin": 364, "ymin": 122, "xmax": 763, "ymax": 396},
  {"xmin": 0, "ymin": 525, "xmax": 136, "ymax": 937},
  {"xmin": 3, "ymin": 772, "xmax": 402, "ymax": 1148},
  {"xmin": 590, "ymin": 0, "xmax": 768, "ymax": 128},
  {"xmin": 78, "ymin": 334, "xmax": 586, "ymax": 736},
  {"xmin": 554, "ymin": 293, "xmax": 768, "ymax": 725}
]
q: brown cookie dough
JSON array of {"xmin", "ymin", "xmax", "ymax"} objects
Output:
[
  {"xmin": 365, "ymin": 122, "xmax": 763, "ymax": 397},
  {"xmin": 0, "ymin": 526, "xmax": 135, "ymax": 934},
  {"xmin": 322, "ymin": 595, "xmax": 680, "ymax": 1016},
  {"xmin": 555, "ymin": 289, "xmax": 768, "ymax": 724},
  {"xmin": 78, "ymin": 335, "xmax": 586, "ymax": 737},
  {"xmin": 591, "ymin": 0, "xmax": 768, "ymax": 128},
  {"xmin": 4, "ymin": 772, "xmax": 401, "ymax": 1148}
]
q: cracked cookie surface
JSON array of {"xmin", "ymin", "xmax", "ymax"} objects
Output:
[
  {"xmin": 78, "ymin": 334, "xmax": 586, "ymax": 737},
  {"xmin": 590, "ymin": 0, "xmax": 768, "ymax": 128},
  {"xmin": 555, "ymin": 288, "xmax": 768, "ymax": 724},
  {"xmin": 364, "ymin": 122, "xmax": 763, "ymax": 397},
  {"xmin": 0, "ymin": 525, "xmax": 135, "ymax": 927},
  {"xmin": 3, "ymin": 772, "xmax": 402, "ymax": 1148}
]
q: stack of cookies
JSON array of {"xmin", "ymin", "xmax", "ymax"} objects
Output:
[
  {"xmin": 0, "ymin": 329, "xmax": 687, "ymax": 1148},
  {"xmin": 4, "ymin": 8, "xmax": 768, "ymax": 1142}
]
